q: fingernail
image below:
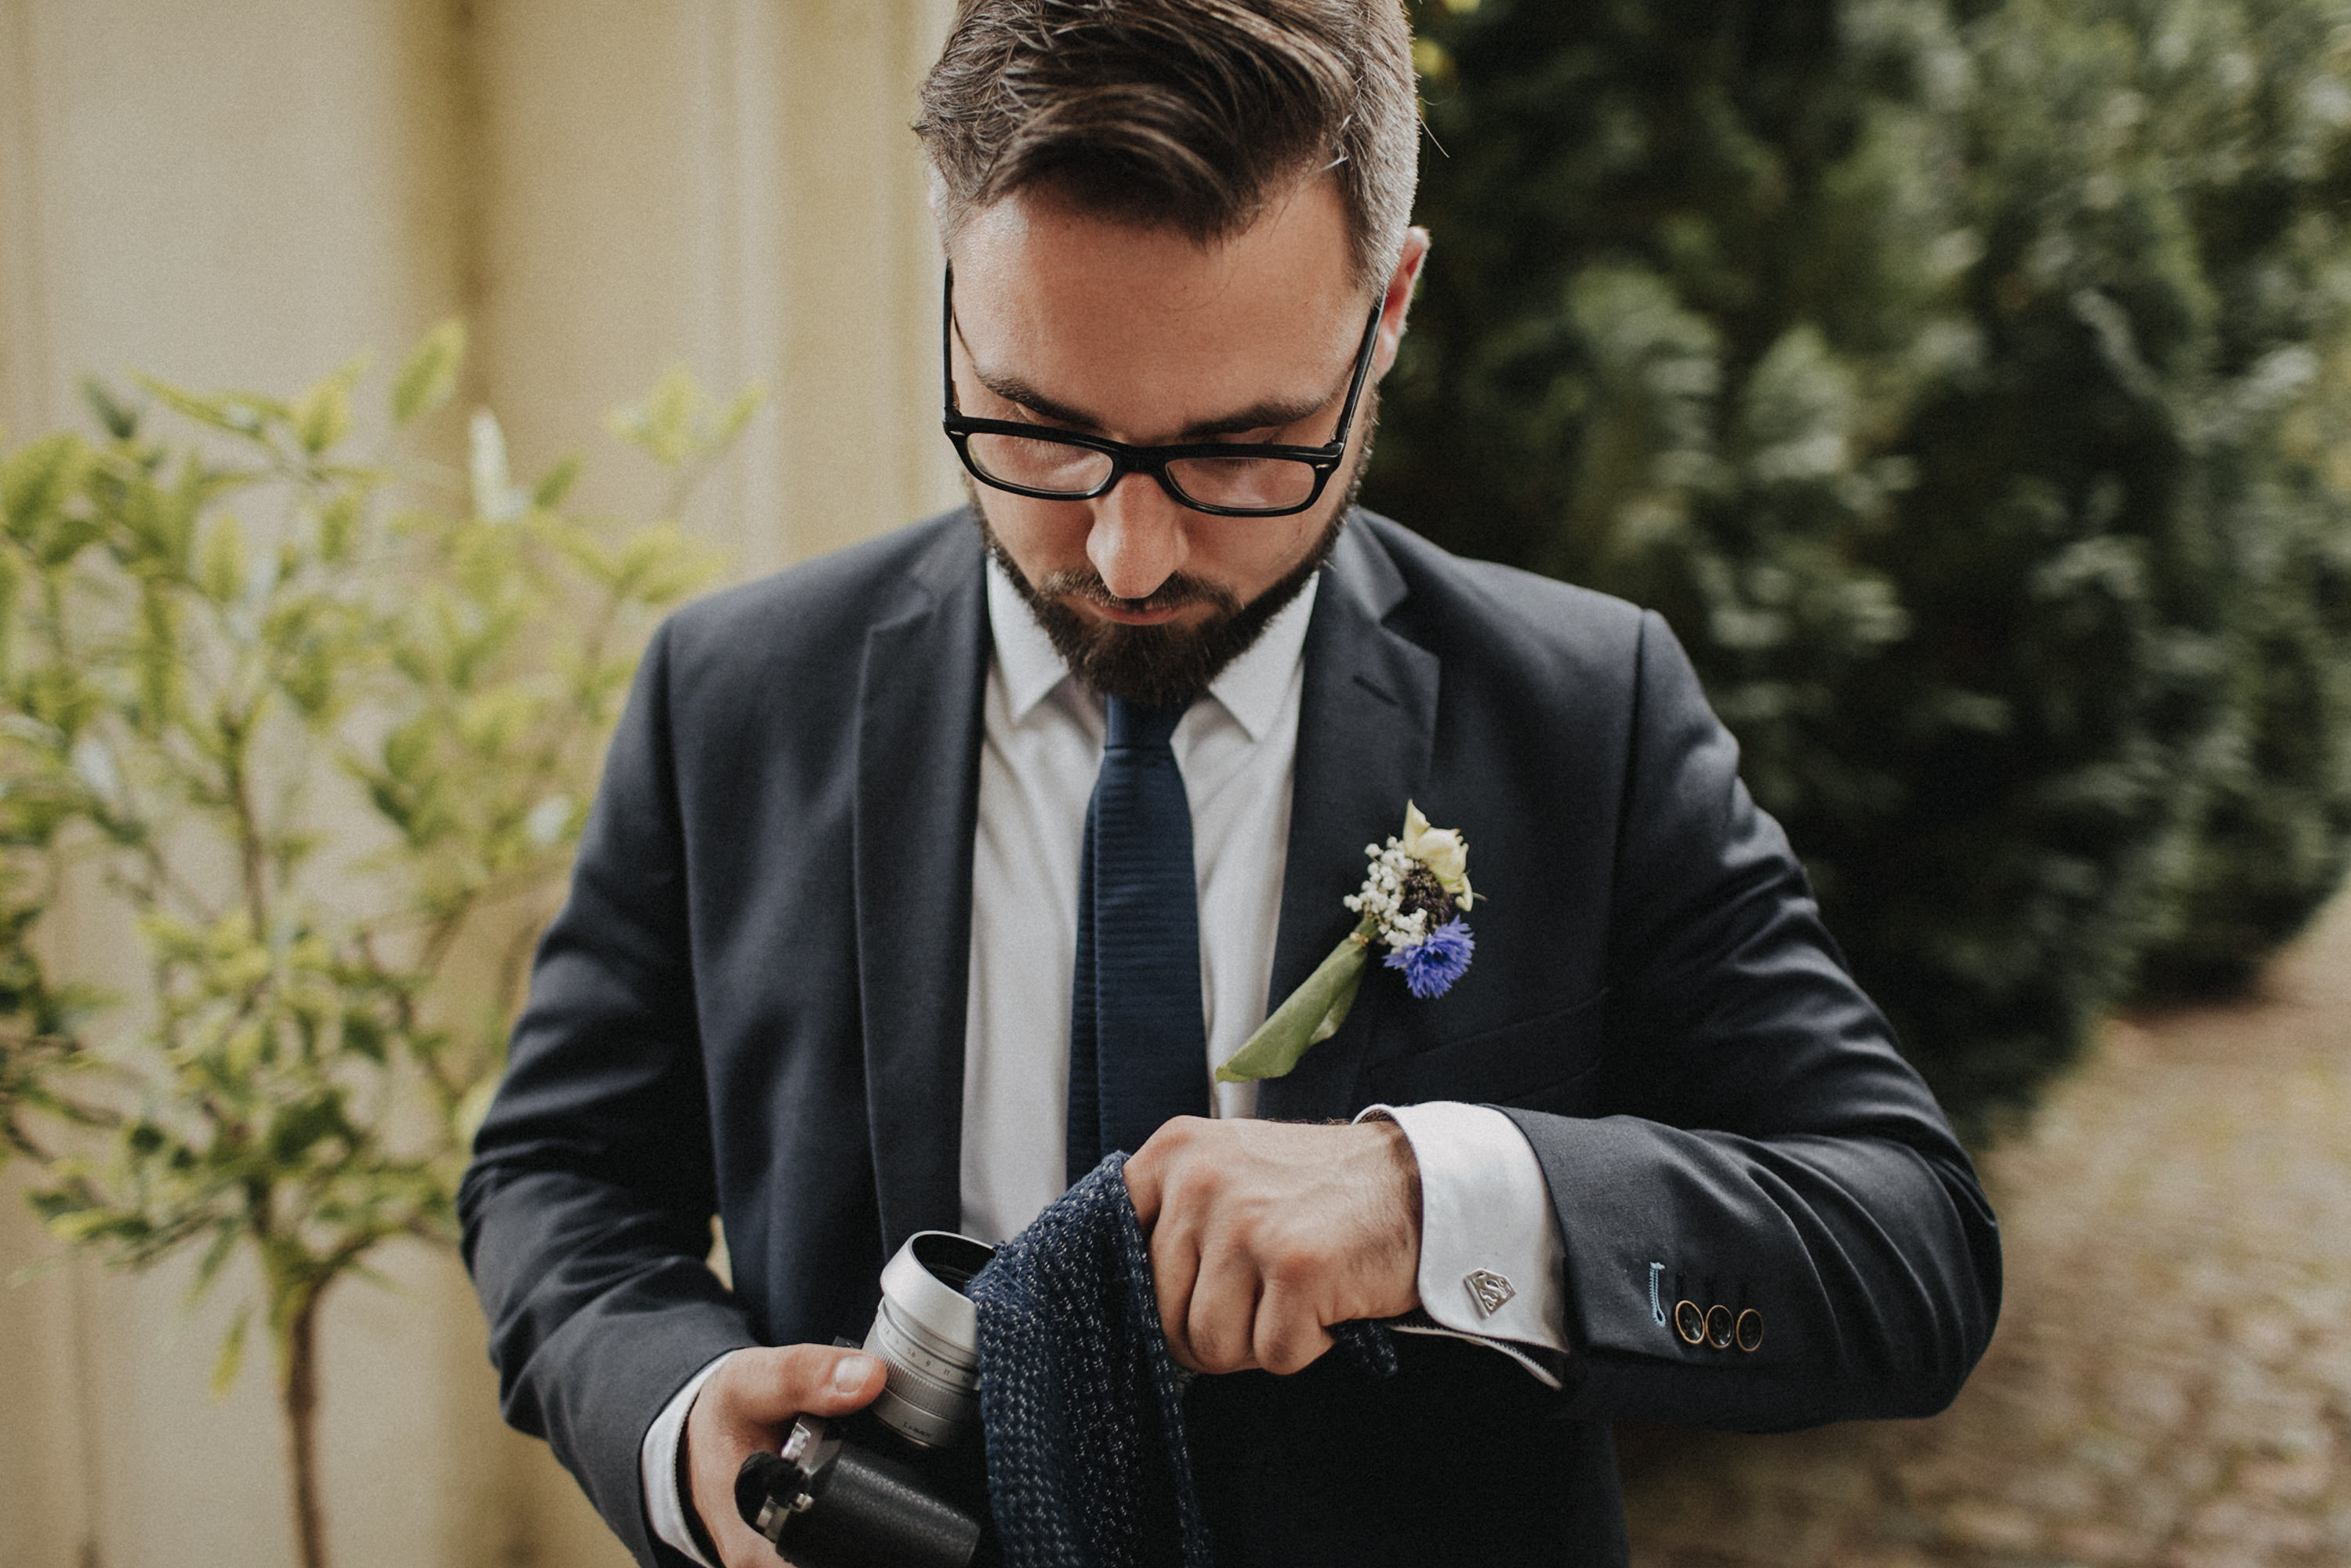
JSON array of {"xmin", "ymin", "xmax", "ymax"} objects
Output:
[{"xmin": 832, "ymin": 1354, "xmax": 879, "ymax": 1395}]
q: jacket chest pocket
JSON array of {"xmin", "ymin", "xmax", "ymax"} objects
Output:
[{"xmin": 1363, "ymin": 989, "xmax": 1606, "ymax": 1113}]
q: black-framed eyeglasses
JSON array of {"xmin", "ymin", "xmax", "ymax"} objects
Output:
[{"xmin": 940, "ymin": 266, "xmax": 1383, "ymax": 518}]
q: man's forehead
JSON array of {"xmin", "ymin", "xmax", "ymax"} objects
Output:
[
  {"xmin": 949, "ymin": 172, "xmax": 1356, "ymax": 294},
  {"xmin": 945, "ymin": 178, "xmax": 1370, "ymax": 436}
]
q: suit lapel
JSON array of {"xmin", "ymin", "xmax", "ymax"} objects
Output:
[
  {"xmin": 854, "ymin": 518, "xmax": 989, "ymax": 1252},
  {"xmin": 1257, "ymin": 518, "xmax": 1440, "ymax": 1120}
]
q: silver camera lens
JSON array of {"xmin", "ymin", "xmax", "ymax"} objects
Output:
[{"xmin": 860, "ymin": 1231, "xmax": 994, "ymax": 1450}]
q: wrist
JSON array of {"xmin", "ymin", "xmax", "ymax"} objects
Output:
[
  {"xmin": 677, "ymin": 1392, "xmax": 724, "ymax": 1567},
  {"xmin": 1360, "ymin": 1115, "xmax": 1424, "ymax": 1307}
]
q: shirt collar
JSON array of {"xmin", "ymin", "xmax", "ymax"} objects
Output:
[{"xmin": 985, "ymin": 555, "xmax": 1319, "ymax": 742}]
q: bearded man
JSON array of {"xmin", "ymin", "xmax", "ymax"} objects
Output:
[{"xmin": 460, "ymin": 3, "xmax": 2002, "ymax": 1564}]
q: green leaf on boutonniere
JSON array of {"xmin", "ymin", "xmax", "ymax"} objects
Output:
[{"xmin": 1214, "ymin": 916, "xmax": 1377, "ymax": 1083}]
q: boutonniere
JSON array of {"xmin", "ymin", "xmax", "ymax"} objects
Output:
[{"xmin": 1214, "ymin": 802, "xmax": 1475, "ymax": 1083}]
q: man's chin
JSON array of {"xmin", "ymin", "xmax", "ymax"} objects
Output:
[
  {"xmin": 973, "ymin": 489, "xmax": 1350, "ymax": 710},
  {"xmin": 1050, "ymin": 617, "xmax": 1243, "ymax": 711}
]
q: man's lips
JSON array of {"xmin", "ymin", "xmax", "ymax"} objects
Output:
[{"xmin": 1068, "ymin": 597, "xmax": 1203, "ymax": 627}]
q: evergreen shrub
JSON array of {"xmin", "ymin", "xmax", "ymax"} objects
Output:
[{"xmin": 1371, "ymin": 0, "xmax": 2351, "ymax": 1132}]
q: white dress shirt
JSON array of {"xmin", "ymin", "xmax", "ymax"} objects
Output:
[{"xmin": 640, "ymin": 557, "xmax": 1569, "ymax": 1563}]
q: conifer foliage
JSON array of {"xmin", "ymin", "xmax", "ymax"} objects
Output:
[{"xmin": 1372, "ymin": 0, "xmax": 2351, "ymax": 1131}]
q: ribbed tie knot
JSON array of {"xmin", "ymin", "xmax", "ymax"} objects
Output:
[{"xmin": 1105, "ymin": 699, "xmax": 1183, "ymax": 751}]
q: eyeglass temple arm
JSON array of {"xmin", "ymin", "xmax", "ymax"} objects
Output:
[{"xmin": 941, "ymin": 265, "xmax": 958, "ymax": 414}]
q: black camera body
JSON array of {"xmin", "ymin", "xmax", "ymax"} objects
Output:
[{"xmin": 736, "ymin": 1232, "xmax": 1000, "ymax": 1568}]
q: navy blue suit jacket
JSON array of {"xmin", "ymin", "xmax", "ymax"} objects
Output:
[{"xmin": 460, "ymin": 509, "xmax": 2001, "ymax": 1567}]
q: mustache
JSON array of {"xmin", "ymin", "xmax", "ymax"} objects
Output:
[{"xmin": 1029, "ymin": 567, "xmax": 1241, "ymax": 619}]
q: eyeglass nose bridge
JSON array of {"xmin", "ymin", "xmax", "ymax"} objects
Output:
[{"xmin": 1094, "ymin": 447, "xmax": 1180, "ymax": 505}]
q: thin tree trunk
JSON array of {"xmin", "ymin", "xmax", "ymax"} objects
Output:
[{"xmin": 282, "ymin": 1293, "xmax": 331, "ymax": 1568}]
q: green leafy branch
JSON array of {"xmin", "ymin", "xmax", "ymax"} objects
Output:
[{"xmin": 0, "ymin": 324, "xmax": 742, "ymax": 1568}]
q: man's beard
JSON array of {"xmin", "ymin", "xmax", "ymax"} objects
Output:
[{"xmin": 974, "ymin": 406, "xmax": 1375, "ymax": 710}]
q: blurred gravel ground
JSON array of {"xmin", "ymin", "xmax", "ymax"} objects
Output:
[{"xmin": 1616, "ymin": 889, "xmax": 2351, "ymax": 1568}]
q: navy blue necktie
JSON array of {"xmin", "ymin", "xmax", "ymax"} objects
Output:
[{"xmin": 1067, "ymin": 696, "xmax": 1210, "ymax": 1186}]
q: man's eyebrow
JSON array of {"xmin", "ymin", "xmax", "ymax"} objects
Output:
[{"xmin": 969, "ymin": 362, "xmax": 1337, "ymax": 441}]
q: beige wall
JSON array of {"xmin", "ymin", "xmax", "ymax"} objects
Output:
[{"xmin": 0, "ymin": 4, "xmax": 959, "ymax": 1566}]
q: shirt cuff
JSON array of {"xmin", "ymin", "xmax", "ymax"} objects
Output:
[
  {"xmin": 640, "ymin": 1350, "xmax": 736, "ymax": 1568},
  {"xmin": 1358, "ymin": 1101, "xmax": 1572, "ymax": 1387}
]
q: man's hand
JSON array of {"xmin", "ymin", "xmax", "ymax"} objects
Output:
[
  {"xmin": 1123, "ymin": 1116, "xmax": 1422, "ymax": 1376},
  {"xmin": 684, "ymin": 1344, "xmax": 888, "ymax": 1568}
]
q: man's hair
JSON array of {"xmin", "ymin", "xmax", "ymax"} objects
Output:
[{"xmin": 915, "ymin": 0, "xmax": 1419, "ymax": 291}]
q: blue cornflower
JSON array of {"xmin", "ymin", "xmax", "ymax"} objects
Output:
[{"xmin": 1384, "ymin": 918, "xmax": 1475, "ymax": 1000}]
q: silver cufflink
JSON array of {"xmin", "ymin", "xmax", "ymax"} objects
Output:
[{"xmin": 1464, "ymin": 1268, "xmax": 1515, "ymax": 1316}]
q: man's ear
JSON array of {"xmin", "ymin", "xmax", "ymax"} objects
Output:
[
  {"xmin": 1373, "ymin": 227, "xmax": 1433, "ymax": 381},
  {"xmin": 927, "ymin": 168, "xmax": 953, "ymax": 262}
]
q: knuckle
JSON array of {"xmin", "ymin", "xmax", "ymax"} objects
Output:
[
  {"xmin": 1254, "ymin": 1296, "xmax": 1330, "ymax": 1377},
  {"xmin": 1151, "ymin": 1116, "xmax": 1204, "ymax": 1154},
  {"xmin": 1195, "ymin": 1340, "xmax": 1246, "ymax": 1375},
  {"xmin": 1160, "ymin": 1170, "xmax": 1219, "ymax": 1227},
  {"xmin": 1263, "ymin": 1327, "xmax": 1328, "ymax": 1377},
  {"xmin": 1186, "ymin": 1313, "xmax": 1243, "ymax": 1374},
  {"xmin": 1262, "ymin": 1240, "xmax": 1321, "ymax": 1291}
]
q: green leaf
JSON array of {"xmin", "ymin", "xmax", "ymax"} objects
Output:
[
  {"xmin": 532, "ymin": 454, "xmax": 582, "ymax": 510},
  {"xmin": 713, "ymin": 382, "xmax": 766, "ymax": 447},
  {"xmin": 383, "ymin": 713, "xmax": 434, "ymax": 780},
  {"xmin": 608, "ymin": 367, "xmax": 702, "ymax": 467},
  {"xmin": 291, "ymin": 361, "xmax": 364, "ymax": 456},
  {"xmin": 80, "ymin": 377, "xmax": 140, "ymax": 441},
  {"xmin": 317, "ymin": 494, "xmax": 361, "ymax": 563},
  {"xmin": 188, "ymin": 1222, "xmax": 241, "ymax": 1303},
  {"xmin": 211, "ymin": 1308, "xmax": 250, "ymax": 1398},
  {"xmin": 291, "ymin": 392, "xmax": 345, "ymax": 460},
  {"xmin": 2, "ymin": 433, "xmax": 91, "ymax": 540},
  {"xmin": 198, "ymin": 514, "xmax": 249, "ymax": 605},
  {"xmin": 136, "ymin": 376, "xmax": 277, "ymax": 438},
  {"xmin": 341, "ymin": 1011, "xmax": 387, "ymax": 1065},
  {"xmin": 606, "ymin": 368, "xmax": 762, "ymax": 471},
  {"xmin": 1214, "ymin": 920, "xmax": 1376, "ymax": 1082},
  {"xmin": 266, "ymin": 1093, "xmax": 347, "ymax": 1165},
  {"xmin": 392, "ymin": 319, "xmax": 466, "ymax": 425}
]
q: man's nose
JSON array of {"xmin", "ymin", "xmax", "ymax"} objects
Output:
[{"xmin": 1087, "ymin": 472, "xmax": 1192, "ymax": 601}]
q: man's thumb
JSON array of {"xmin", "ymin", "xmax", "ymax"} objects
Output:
[{"xmin": 757, "ymin": 1343, "xmax": 888, "ymax": 1421}]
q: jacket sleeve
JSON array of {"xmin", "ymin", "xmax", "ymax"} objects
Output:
[
  {"xmin": 1502, "ymin": 609, "xmax": 2001, "ymax": 1431},
  {"xmin": 458, "ymin": 620, "xmax": 756, "ymax": 1568}
]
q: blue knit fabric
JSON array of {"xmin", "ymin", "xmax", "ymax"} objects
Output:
[{"xmin": 969, "ymin": 1153, "xmax": 1399, "ymax": 1568}]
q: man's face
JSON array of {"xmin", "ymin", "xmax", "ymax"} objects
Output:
[{"xmin": 945, "ymin": 176, "xmax": 1427, "ymax": 706}]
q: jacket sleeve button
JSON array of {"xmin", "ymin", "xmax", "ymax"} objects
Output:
[
  {"xmin": 1674, "ymin": 1299, "xmax": 1707, "ymax": 1345},
  {"xmin": 1704, "ymin": 1304, "xmax": 1734, "ymax": 1348},
  {"xmin": 1736, "ymin": 1308, "xmax": 1764, "ymax": 1352}
]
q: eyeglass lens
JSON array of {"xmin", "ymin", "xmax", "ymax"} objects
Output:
[{"xmin": 960, "ymin": 431, "xmax": 1321, "ymax": 511}]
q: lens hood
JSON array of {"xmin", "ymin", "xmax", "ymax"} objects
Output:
[{"xmin": 862, "ymin": 1231, "xmax": 994, "ymax": 1449}]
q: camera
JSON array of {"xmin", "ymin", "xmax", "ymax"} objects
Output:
[{"xmin": 735, "ymin": 1231, "xmax": 1000, "ymax": 1568}]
